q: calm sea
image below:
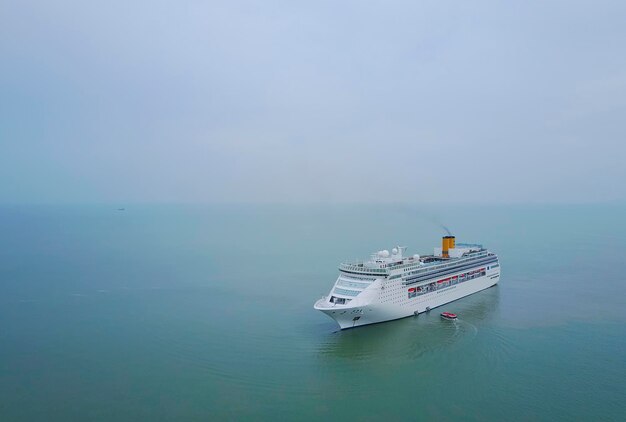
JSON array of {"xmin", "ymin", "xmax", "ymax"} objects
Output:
[{"xmin": 1, "ymin": 203, "xmax": 625, "ymax": 421}]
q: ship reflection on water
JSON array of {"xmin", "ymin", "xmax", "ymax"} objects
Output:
[{"xmin": 316, "ymin": 286, "xmax": 501, "ymax": 362}]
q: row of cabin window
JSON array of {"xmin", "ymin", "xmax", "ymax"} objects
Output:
[{"xmin": 408, "ymin": 271, "xmax": 487, "ymax": 298}]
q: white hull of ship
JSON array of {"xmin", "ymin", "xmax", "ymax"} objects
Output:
[{"xmin": 315, "ymin": 273, "xmax": 499, "ymax": 329}]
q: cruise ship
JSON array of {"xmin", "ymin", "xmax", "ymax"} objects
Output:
[{"xmin": 314, "ymin": 236, "xmax": 500, "ymax": 329}]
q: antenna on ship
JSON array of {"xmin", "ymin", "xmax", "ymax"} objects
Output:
[{"xmin": 395, "ymin": 246, "xmax": 407, "ymax": 257}]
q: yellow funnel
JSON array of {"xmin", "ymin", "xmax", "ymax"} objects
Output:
[{"xmin": 442, "ymin": 235, "xmax": 455, "ymax": 258}]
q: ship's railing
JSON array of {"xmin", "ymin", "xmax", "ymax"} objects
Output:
[
  {"xmin": 457, "ymin": 243, "xmax": 484, "ymax": 249},
  {"xmin": 338, "ymin": 263, "xmax": 387, "ymax": 274},
  {"xmin": 405, "ymin": 251, "xmax": 490, "ymax": 276},
  {"xmin": 338, "ymin": 250, "xmax": 490, "ymax": 275}
]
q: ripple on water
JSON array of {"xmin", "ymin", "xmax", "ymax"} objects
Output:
[
  {"xmin": 477, "ymin": 325, "xmax": 517, "ymax": 372},
  {"xmin": 316, "ymin": 313, "xmax": 478, "ymax": 364}
]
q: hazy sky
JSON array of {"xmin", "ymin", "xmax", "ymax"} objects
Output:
[{"xmin": 1, "ymin": 1, "xmax": 625, "ymax": 203}]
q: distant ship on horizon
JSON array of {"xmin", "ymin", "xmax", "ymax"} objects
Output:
[{"xmin": 314, "ymin": 236, "xmax": 500, "ymax": 329}]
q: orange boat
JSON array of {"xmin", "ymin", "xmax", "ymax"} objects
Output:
[{"xmin": 440, "ymin": 312, "xmax": 457, "ymax": 320}]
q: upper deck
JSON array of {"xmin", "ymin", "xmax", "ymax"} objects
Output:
[{"xmin": 338, "ymin": 242, "xmax": 493, "ymax": 278}]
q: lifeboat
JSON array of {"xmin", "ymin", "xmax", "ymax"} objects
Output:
[{"xmin": 440, "ymin": 312, "xmax": 457, "ymax": 320}]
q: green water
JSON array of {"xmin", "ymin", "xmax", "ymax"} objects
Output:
[{"xmin": 1, "ymin": 204, "xmax": 625, "ymax": 421}]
